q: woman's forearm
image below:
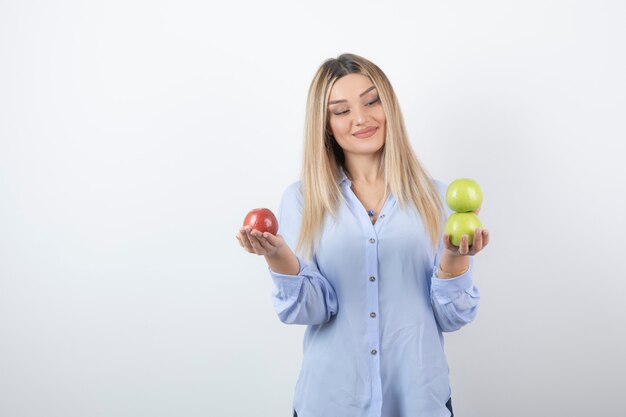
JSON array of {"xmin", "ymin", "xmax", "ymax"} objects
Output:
[{"xmin": 265, "ymin": 245, "xmax": 300, "ymax": 276}]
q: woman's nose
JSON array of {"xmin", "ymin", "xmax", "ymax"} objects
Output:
[{"xmin": 352, "ymin": 107, "xmax": 367, "ymax": 125}]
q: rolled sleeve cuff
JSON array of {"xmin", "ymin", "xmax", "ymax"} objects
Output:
[
  {"xmin": 432, "ymin": 257, "xmax": 475, "ymax": 303},
  {"xmin": 268, "ymin": 262, "xmax": 304, "ymax": 299}
]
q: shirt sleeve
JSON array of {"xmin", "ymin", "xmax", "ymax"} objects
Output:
[
  {"xmin": 428, "ymin": 179, "xmax": 481, "ymax": 332},
  {"xmin": 267, "ymin": 182, "xmax": 338, "ymax": 325}
]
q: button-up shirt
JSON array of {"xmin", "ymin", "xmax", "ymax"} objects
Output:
[{"xmin": 268, "ymin": 166, "xmax": 480, "ymax": 417}]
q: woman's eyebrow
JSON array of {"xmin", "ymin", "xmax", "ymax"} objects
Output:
[{"xmin": 328, "ymin": 86, "xmax": 377, "ymax": 105}]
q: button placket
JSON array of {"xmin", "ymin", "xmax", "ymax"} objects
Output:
[
  {"xmin": 365, "ymin": 230, "xmax": 381, "ymax": 364},
  {"xmin": 341, "ymin": 178, "xmax": 387, "ymax": 411}
]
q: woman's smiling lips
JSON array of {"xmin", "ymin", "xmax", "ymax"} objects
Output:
[{"xmin": 353, "ymin": 127, "xmax": 378, "ymax": 138}]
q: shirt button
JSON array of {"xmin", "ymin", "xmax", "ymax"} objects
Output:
[
  {"xmin": 371, "ymin": 349, "xmax": 378, "ymax": 355},
  {"xmin": 369, "ymin": 276, "xmax": 376, "ymax": 282},
  {"xmin": 369, "ymin": 238, "xmax": 376, "ymax": 244},
  {"xmin": 380, "ymin": 214, "xmax": 385, "ymax": 218},
  {"xmin": 370, "ymin": 312, "xmax": 376, "ymax": 318}
]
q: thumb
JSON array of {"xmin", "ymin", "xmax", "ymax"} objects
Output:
[{"xmin": 263, "ymin": 232, "xmax": 283, "ymax": 246}]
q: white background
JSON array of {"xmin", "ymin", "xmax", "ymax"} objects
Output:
[{"xmin": 1, "ymin": 1, "xmax": 625, "ymax": 416}]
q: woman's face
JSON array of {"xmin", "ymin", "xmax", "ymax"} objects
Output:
[{"xmin": 327, "ymin": 73, "xmax": 386, "ymax": 158}]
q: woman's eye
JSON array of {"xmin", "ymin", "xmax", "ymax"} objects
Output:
[{"xmin": 332, "ymin": 98, "xmax": 379, "ymax": 116}]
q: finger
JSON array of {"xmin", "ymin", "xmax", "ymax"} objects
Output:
[
  {"xmin": 443, "ymin": 233, "xmax": 455, "ymax": 251},
  {"xmin": 256, "ymin": 235, "xmax": 276, "ymax": 252},
  {"xmin": 250, "ymin": 229, "xmax": 272, "ymax": 251},
  {"xmin": 241, "ymin": 226, "xmax": 254, "ymax": 252},
  {"xmin": 482, "ymin": 229, "xmax": 490, "ymax": 247},
  {"xmin": 460, "ymin": 235, "xmax": 469, "ymax": 255},
  {"xmin": 472, "ymin": 228, "xmax": 483, "ymax": 252},
  {"xmin": 248, "ymin": 229, "xmax": 269, "ymax": 254},
  {"xmin": 262, "ymin": 232, "xmax": 278, "ymax": 246},
  {"xmin": 261, "ymin": 232, "xmax": 280, "ymax": 248}
]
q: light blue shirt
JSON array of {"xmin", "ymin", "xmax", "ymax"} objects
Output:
[{"xmin": 268, "ymin": 166, "xmax": 480, "ymax": 417}]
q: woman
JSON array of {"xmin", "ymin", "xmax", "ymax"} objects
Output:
[{"xmin": 236, "ymin": 53, "xmax": 489, "ymax": 417}]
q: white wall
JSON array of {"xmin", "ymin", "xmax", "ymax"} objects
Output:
[{"xmin": 1, "ymin": 1, "xmax": 624, "ymax": 416}]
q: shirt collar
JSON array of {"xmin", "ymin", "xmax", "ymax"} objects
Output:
[{"xmin": 338, "ymin": 165, "xmax": 350, "ymax": 185}]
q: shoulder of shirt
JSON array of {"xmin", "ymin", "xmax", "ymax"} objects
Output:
[
  {"xmin": 283, "ymin": 180, "xmax": 302, "ymax": 196},
  {"xmin": 280, "ymin": 180, "xmax": 304, "ymax": 207},
  {"xmin": 431, "ymin": 178, "xmax": 455, "ymax": 219},
  {"xmin": 431, "ymin": 178, "xmax": 448, "ymax": 198}
]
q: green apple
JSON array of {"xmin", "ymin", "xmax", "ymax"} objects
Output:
[
  {"xmin": 446, "ymin": 178, "xmax": 483, "ymax": 213},
  {"xmin": 445, "ymin": 212, "xmax": 482, "ymax": 246}
]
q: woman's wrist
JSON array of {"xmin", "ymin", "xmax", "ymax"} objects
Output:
[
  {"xmin": 438, "ymin": 253, "xmax": 470, "ymax": 279},
  {"xmin": 438, "ymin": 263, "xmax": 468, "ymax": 279}
]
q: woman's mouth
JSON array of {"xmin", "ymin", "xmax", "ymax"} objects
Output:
[{"xmin": 353, "ymin": 127, "xmax": 378, "ymax": 139}]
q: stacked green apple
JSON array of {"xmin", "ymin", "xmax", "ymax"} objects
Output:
[{"xmin": 444, "ymin": 179, "xmax": 483, "ymax": 246}]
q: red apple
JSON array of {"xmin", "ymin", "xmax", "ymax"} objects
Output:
[{"xmin": 243, "ymin": 208, "xmax": 278, "ymax": 235}]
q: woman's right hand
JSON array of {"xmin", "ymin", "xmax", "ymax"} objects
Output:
[{"xmin": 236, "ymin": 225, "xmax": 285, "ymax": 257}]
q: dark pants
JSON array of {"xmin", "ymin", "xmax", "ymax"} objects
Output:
[{"xmin": 293, "ymin": 397, "xmax": 454, "ymax": 416}]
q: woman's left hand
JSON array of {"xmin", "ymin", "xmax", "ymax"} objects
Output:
[{"xmin": 443, "ymin": 228, "xmax": 490, "ymax": 257}]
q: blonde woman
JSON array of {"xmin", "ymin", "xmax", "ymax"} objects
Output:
[{"xmin": 236, "ymin": 53, "xmax": 490, "ymax": 417}]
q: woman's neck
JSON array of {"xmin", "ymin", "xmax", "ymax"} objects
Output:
[{"xmin": 343, "ymin": 157, "xmax": 383, "ymax": 185}]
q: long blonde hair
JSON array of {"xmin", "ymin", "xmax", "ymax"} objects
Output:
[{"xmin": 296, "ymin": 53, "xmax": 444, "ymax": 261}]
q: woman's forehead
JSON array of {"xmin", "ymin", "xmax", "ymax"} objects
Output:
[{"xmin": 329, "ymin": 75, "xmax": 376, "ymax": 103}]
